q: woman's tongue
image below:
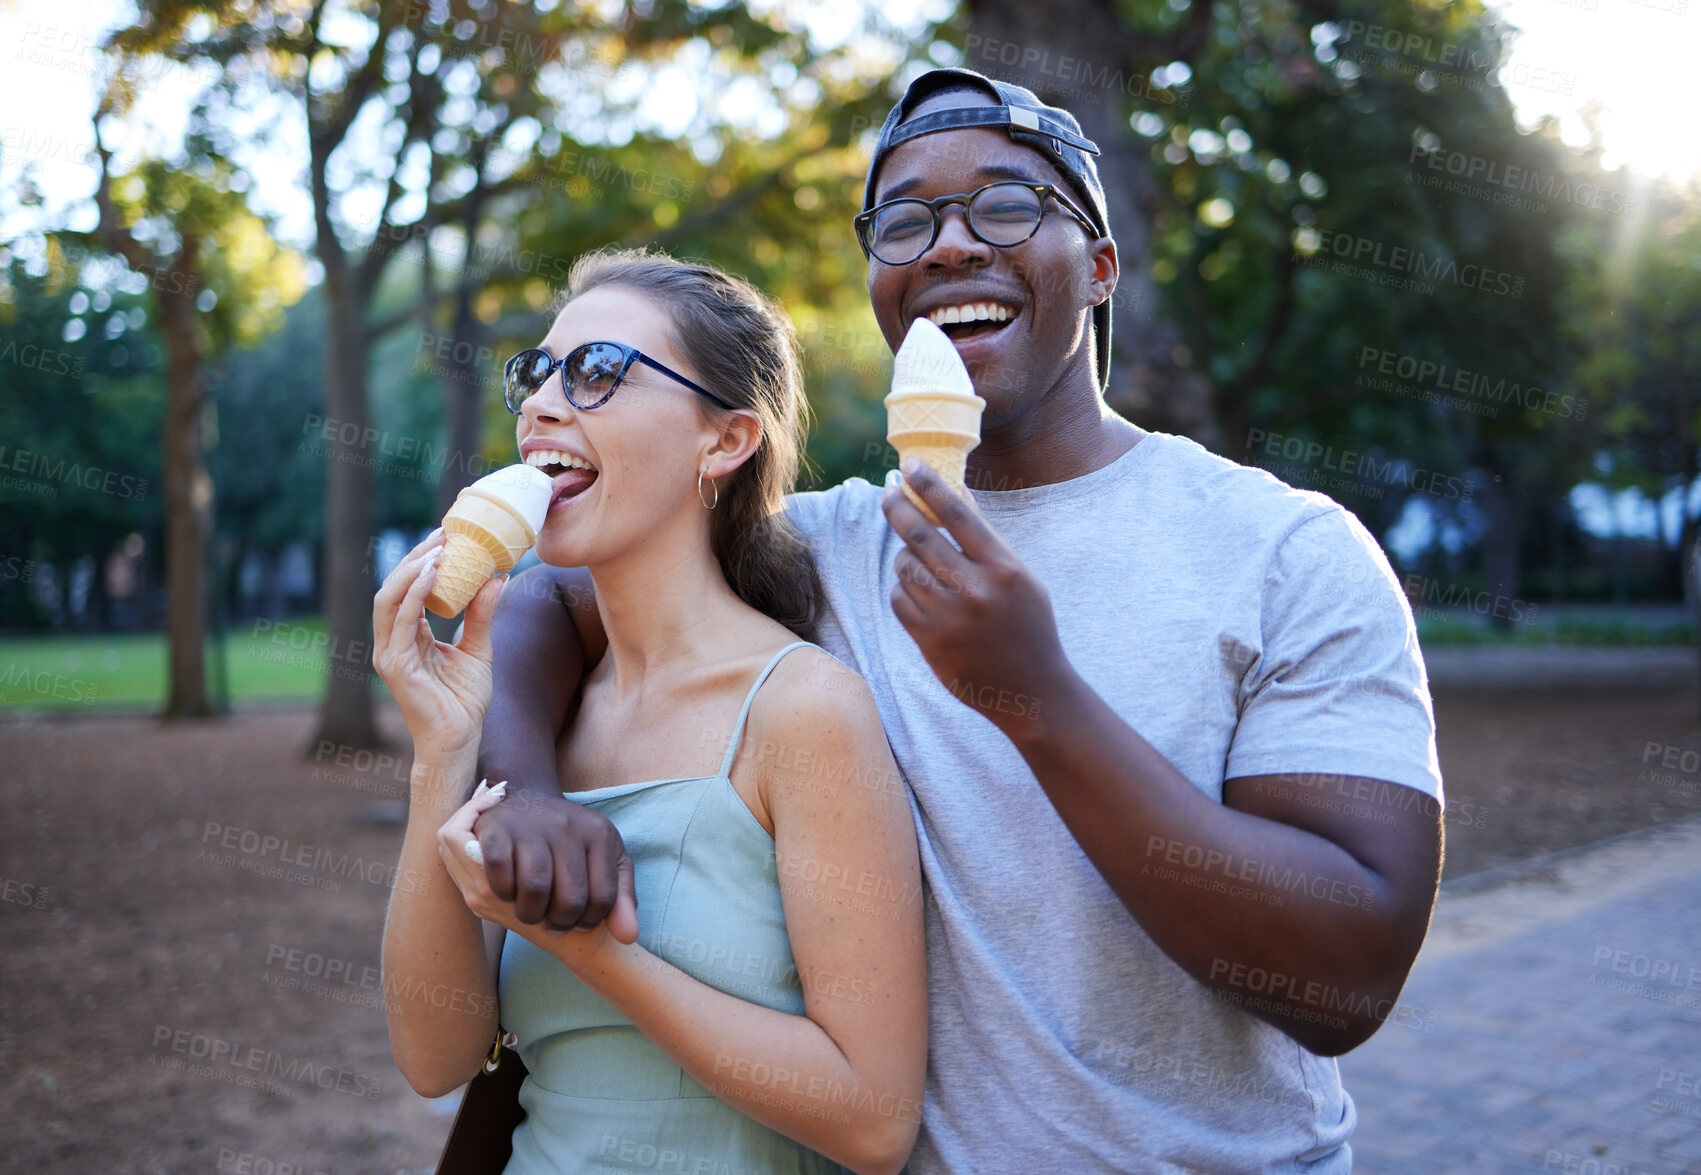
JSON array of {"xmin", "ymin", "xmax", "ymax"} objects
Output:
[{"xmin": 552, "ymin": 467, "xmax": 597, "ymax": 503}]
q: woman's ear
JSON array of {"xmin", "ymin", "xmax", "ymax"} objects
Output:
[{"xmin": 702, "ymin": 409, "xmax": 762, "ymax": 480}]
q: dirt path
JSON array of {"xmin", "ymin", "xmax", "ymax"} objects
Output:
[{"xmin": 1, "ymin": 686, "xmax": 1697, "ymax": 1173}]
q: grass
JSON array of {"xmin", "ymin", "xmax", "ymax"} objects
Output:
[
  {"xmin": 1414, "ymin": 612, "xmax": 1696, "ymax": 647},
  {"xmin": 2, "ymin": 607, "xmax": 1695, "ymax": 712},
  {"xmin": 0, "ymin": 618, "xmax": 389, "ymax": 711}
]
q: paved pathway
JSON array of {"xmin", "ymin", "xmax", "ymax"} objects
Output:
[{"xmin": 1340, "ymin": 815, "xmax": 1701, "ymax": 1173}]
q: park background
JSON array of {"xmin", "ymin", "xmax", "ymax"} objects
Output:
[{"xmin": 1, "ymin": 0, "xmax": 1698, "ymax": 1171}]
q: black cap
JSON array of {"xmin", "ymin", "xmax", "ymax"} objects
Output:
[{"xmin": 862, "ymin": 67, "xmax": 1114, "ymax": 393}]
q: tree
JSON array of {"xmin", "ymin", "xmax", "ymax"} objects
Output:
[{"xmin": 44, "ymin": 61, "xmax": 307, "ymax": 714}]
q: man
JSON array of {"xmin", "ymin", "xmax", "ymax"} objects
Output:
[{"xmin": 474, "ymin": 68, "xmax": 1443, "ymax": 1172}]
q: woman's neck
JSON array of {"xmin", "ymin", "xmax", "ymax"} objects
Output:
[{"xmin": 586, "ymin": 514, "xmax": 753, "ymax": 693}]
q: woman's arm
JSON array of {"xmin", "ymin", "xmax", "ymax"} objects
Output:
[
  {"xmin": 370, "ymin": 536, "xmax": 508, "ymax": 1096},
  {"xmin": 381, "ymin": 757, "xmax": 503, "ymax": 1096},
  {"xmin": 444, "ymin": 652, "xmax": 926, "ymax": 1175}
]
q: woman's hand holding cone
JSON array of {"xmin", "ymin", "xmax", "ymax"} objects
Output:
[{"xmin": 372, "ymin": 529, "xmax": 507, "ymax": 761}]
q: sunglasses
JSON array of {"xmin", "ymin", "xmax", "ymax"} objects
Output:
[
  {"xmin": 503, "ymin": 340, "xmax": 735, "ymax": 414},
  {"xmin": 853, "ymin": 180, "xmax": 1098, "ymax": 266}
]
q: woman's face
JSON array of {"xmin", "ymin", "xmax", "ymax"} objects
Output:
[{"xmin": 515, "ymin": 285, "xmax": 727, "ymax": 569}]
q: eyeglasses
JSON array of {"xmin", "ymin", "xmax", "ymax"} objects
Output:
[
  {"xmin": 854, "ymin": 180, "xmax": 1098, "ymax": 266},
  {"xmin": 503, "ymin": 340, "xmax": 735, "ymax": 415}
]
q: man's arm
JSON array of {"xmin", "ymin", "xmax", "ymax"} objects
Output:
[
  {"xmin": 882, "ymin": 460, "xmax": 1442, "ymax": 1056},
  {"xmin": 472, "ymin": 563, "xmax": 634, "ymax": 938}
]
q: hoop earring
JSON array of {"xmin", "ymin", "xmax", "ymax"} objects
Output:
[{"xmin": 698, "ymin": 468, "xmax": 719, "ymax": 510}]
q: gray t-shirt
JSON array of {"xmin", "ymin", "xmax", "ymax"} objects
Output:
[{"xmin": 787, "ymin": 431, "xmax": 1442, "ymax": 1174}]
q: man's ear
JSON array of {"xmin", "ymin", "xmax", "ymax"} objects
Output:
[
  {"xmin": 702, "ymin": 409, "xmax": 762, "ymax": 480},
  {"xmin": 1088, "ymin": 236, "xmax": 1118, "ymax": 306}
]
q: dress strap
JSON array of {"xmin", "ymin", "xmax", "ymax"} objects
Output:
[{"xmin": 718, "ymin": 641, "xmax": 816, "ymax": 778}]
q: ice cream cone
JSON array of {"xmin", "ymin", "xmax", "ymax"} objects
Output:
[
  {"xmin": 424, "ymin": 465, "xmax": 553, "ymax": 617},
  {"xmin": 884, "ymin": 319, "xmax": 985, "ymax": 524}
]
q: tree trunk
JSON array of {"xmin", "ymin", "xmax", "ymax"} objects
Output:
[
  {"xmin": 1684, "ymin": 514, "xmax": 1701, "ymax": 708},
  {"xmin": 311, "ymin": 266, "xmax": 383, "ymax": 750},
  {"xmin": 435, "ymin": 273, "xmax": 486, "ymax": 518},
  {"xmin": 1480, "ymin": 472, "xmax": 1526, "ymax": 629},
  {"xmin": 966, "ymin": 0, "xmax": 1218, "ymax": 444},
  {"xmin": 158, "ymin": 254, "xmax": 214, "ymax": 719},
  {"xmin": 435, "ymin": 186, "xmax": 490, "ymax": 519}
]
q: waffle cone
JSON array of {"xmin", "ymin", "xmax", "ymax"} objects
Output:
[
  {"xmin": 885, "ymin": 391, "xmax": 983, "ymax": 525},
  {"xmin": 424, "ymin": 489, "xmax": 537, "ymax": 617}
]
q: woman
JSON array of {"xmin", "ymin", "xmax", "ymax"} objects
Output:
[{"xmin": 374, "ymin": 249, "xmax": 925, "ymax": 1175}]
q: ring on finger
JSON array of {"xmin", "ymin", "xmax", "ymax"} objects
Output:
[{"xmin": 465, "ymin": 839, "xmax": 485, "ymax": 865}]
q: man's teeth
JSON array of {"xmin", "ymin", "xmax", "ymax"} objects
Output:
[
  {"xmin": 524, "ymin": 450, "xmax": 595, "ymax": 473},
  {"xmin": 927, "ymin": 303, "xmax": 1014, "ymax": 327}
]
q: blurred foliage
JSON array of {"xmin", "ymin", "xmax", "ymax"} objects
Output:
[
  {"xmin": 0, "ymin": 252, "xmax": 163, "ymax": 629},
  {"xmin": 2, "ymin": 0, "xmax": 1698, "ymax": 639}
]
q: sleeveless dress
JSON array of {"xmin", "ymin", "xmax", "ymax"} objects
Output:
[{"xmin": 498, "ymin": 641, "xmax": 846, "ymax": 1175}]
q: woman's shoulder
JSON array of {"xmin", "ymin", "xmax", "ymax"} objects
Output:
[
  {"xmin": 768, "ymin": 643, "xmax": 877, "ymax": 706},
  {"xmin": 736, "ymin": 646, "xmax": 899, "ymax": 828},
  {"xmin": 745, "ymin": 644, "xmax": 886, "ymax": 762}
]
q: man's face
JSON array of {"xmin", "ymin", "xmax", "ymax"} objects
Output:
[{"xmin": 865, "ymin": 95, "xmax": 1115, "ymax": 427}]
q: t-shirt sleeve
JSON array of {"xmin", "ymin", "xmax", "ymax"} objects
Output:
[
  {"xmin": 785, "ymin": 479, "xmax": 886, "ymax": 561},
  {"xmin": 785, "ymin": 485, "xmax": 844, "ymax": 560},
  {"xmin": 1224, "ymin": 507, "xmax": 1444, "ymax": 802}
]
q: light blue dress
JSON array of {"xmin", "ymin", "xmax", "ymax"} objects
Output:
[{"xmin": 499, "ymin": 641, "xmax": 846, "ymax": 1175}]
